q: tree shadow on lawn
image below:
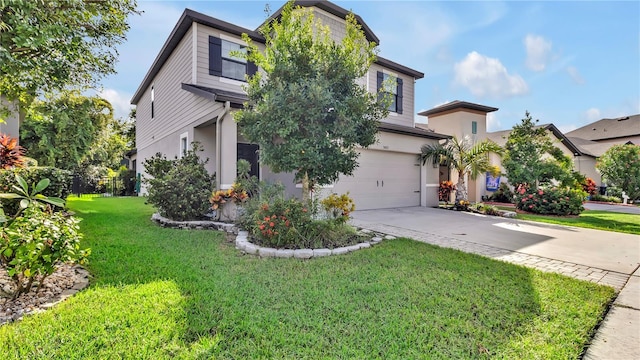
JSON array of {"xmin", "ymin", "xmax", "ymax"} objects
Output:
[{"xmin": 3, "ymin": 197, "xmax": 613, "ymax": 359}]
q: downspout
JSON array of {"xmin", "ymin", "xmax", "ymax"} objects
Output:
[{"xmin": 215, "ymin": 101, "xmax": 231, "ymax": 190}]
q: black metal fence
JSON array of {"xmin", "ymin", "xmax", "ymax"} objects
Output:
[{"xmin": 72, "ymin": 172, "xmax": 139, "ymax": 197}]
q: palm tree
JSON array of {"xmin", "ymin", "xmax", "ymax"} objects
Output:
[{"xmin": 420, "ymin": 136, "xmax": 503, "ymax": 203}]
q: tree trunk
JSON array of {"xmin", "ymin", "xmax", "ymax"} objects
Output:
[
  {"xmin": 301, "ymin": 171, "xmax": 310, "ymax": 202},
  {"xmin": 455, "ymin": 171, "xmax": 468, "ymax": 203}
]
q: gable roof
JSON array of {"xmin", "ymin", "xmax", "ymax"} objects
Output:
[
  {"xmin": 486, "ymin": 123, "xmax": 584, "ymax": 156},
  {"xmin": 131, "ymin": 2, "xmax": 423, "ymax": 104},
  {"xmin": 418, "ymin": 100, "xmax": 499, "ymax": 117},
  {"xmin": 565, "ymin": 114, "xmax": 640, "ymax": 141},
  {"xmin": 261, "ymin": 0, "xmax": 379, "ymax": 44},
  {"xmin": 566, "ymin": 136, "xmax": 612, "ymax": 157}
]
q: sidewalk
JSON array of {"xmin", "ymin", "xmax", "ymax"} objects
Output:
[{"xmin": 351, "ymin": 209, "xmax": 640, "ymax": 359}]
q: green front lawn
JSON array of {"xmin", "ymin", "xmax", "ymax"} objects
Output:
[
  {"xmin": 517, "ymin": 210, "xmax": 640, "ymax": 235},
  {"xmin": 1, "ymin": 197, "xmax": 615, "ymax": 359}
]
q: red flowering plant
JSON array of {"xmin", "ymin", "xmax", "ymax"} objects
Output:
[
  {"xmin": 438, "ymin": 181, "xmax": 455, "ymax": 202},
  {"xmin": 582, "ymin": 177, "xmax": 598, "ymax": 196},
  {"xmin": 515, "ymin": 186, "xmax": 585, "ymax": 216},
  {"xmin": 209, "ymin": 183, "xmax": 248, "ymax": 210},
  {"xmin": 0, "ymin": 133, "xmax": 26, "ymax": 169},
  {"xmin": 251, "ymin": 197, "xmax": 311, "ymax": 248}
]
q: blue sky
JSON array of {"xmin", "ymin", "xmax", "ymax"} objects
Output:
[{"xmin": 98, "ymin": 0, "xmax": 640, "ymax": 133}]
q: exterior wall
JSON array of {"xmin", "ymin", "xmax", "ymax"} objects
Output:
[
  {"xmin": 0, "ymin": 96, "xmax": 21, "ymax": 142},
  {"xmin": 426, "ymin": 109, "xmax": 488, "ymax": 143},
  {"xmin": 195, "ymin": 23, "xmax": 265, "ymax": 93},
  {"xmin": 368, "ymin": 64, "xmax": 415, "ymax": 127},
  {"xmin": 574, "ymin": 156, "xmax": 602, "ymax": 185}
]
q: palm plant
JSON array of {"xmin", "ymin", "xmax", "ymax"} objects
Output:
[{"xmin": 420, "ymin": 136, "xmax": 502, "ymax": 203}]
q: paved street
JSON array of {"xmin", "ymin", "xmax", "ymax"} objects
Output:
[
  {"xmin": 584, "ymin": 201, "xmax": 640, "ymax": 214},
  {"xmin": 350, "ymin": 206, "xmax": 640, "ymax": 360}
]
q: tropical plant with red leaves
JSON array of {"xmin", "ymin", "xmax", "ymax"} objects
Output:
[{"xmin": 0, "ymin": 133, "xmax": 26, "ymax": 169}]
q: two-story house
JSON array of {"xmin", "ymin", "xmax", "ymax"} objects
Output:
[{"xmin": 131, "ymin": 0, "xmax": 448, "ymax": 210}]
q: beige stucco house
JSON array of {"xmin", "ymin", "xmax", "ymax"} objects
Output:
[
  {"xmin": 0, "ymin": 96, "xmax": 21, "ymax": 142},
  {"xmin": 417, "ymin": 100, "xmax": 615, "ymax": 202},
  {"xmin": 131, "ymin": 0, "xmax": 448, "ymax": 210}
]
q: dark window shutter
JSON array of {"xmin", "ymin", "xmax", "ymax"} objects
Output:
[
  {"xmin": 209, "ymin": 36, "xmax": 222, "ymax": 76},
  {"xmin": 376, "ymin": 71, "xmax": 384, "ymax": 102},
  {"xmin": 247, "ymin": 61, "xmax": 258, "ymax": 77},
  {"xmin": 396, "ymin": 78, "xmax": 403, "ymax": 114}
]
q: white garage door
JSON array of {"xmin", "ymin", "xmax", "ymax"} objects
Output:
[{"xmin": 332, "ymin": 149, "xmax": 421, "ymax": 210}]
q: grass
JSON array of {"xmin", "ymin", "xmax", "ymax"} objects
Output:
[
  {"xmin": 0, "ymin": 197, "xmax": 615, "ymax": 359},
  {"xmin": 517, "ymin": 210, "xmax": 640, "ymax": 235}
]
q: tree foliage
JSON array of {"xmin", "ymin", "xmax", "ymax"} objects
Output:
[
  {"xmin": 0, "ymin": 0, "xmax": 139, "ymax": 110},
  {"xmin": 596, "ymin": 144, "xmax": 640, "ymax": 200},
  {"xmin": 420, "ymin": 136, "xmax": 502, "ymax": 203},
  {"xmin": 503, "ymin": 111, "xmax": 581, "ymax": 189},
  {"xmin": 235, "ymin": 1, "xmax": 388, "ymax": 198},
  {"xmin": 20, "ymin": 92, "xmax": 126, "ymax": 173}
]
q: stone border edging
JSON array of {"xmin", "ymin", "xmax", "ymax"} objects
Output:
[
  {"xmin": 234, "ymin": 230, "xmax": 396, "ymax": 259},
  {"xmin": 151, "ymin": 213, "xmax": 236, "ymax": 233}
]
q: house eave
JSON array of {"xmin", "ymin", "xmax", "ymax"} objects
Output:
[
  {"xmin": 419, "ymin": 101, "xmax": 499, "ymax": 116},
  {"xmin": 378, "ymin": 123, "xmax": 450, "ymax": 140}
]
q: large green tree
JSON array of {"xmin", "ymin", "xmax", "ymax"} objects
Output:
[
  {"xmin": 235, "ymin": 1, "xmax": 388, "ymax": 199},
  {"xmin": 596, "ymin": 144, "xmax": 640, "ymax": 200},
  {"xmin": 0, "ymin": 0, "xmax": 138, "ymax": 112},
  {"xmin": 20, "ymin": 92, "xmax": 120, "ymax": 172},
  {"xmin": 502, "ymin": 111, "xmax": 581, "ymax": 189},
  {"xmin": 420, "ymin": 136, "xmax": 502, "ymax": 203}
]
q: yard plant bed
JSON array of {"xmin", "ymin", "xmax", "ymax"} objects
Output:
[{"xmin": 0, "ymin": 197, "xmax": 615, "ymax": 359}]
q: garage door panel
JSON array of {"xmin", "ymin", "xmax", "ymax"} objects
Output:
[{"xmin": 333, "ymin": 149, "xmax": 420, "ymax": 210}]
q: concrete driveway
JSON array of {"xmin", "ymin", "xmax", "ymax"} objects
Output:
[{"xmin": 351, "ymin": 207, "xmax": 640, "ymax": 275}]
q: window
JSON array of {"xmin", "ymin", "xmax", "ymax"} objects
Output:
[
  {"xmin": 472, "ymin": 121, "xmax": 477, "ymax": 134},
  {"xmin": 376, "ymin": 71, "xmax": 403, "ymax": 114},
  {"xmin": 209, "ymin": 36, "xmax": 258, "ymax": 81},
  {"xmin": 151, "ymin": 86, "xmax": 155, "ymax": 118},
  {"xmin": 179, "ymin": 132, "xmax": 188, "ymax": 157}
]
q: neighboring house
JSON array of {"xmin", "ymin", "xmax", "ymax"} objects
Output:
[
  {"xmin": 0, "ymin": 95, "xmax": 21, "ymax": 142},
  {"xmin": 417, "ymin": 101, "xmax": 499, "ymax": 203},
  {"xmin": 418, "ymin": 100, "xmax": 606, "ymax": 201},
  {"xmin": 566, "ymin": 114, "xmax": 640, "ymax": 146},
  {"xmin": 131, "ymin": 0, "xmax": 449, "ymax": 210}
]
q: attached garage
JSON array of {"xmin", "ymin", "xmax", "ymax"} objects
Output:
[
  {"xmin": 332, "ymin": 149, "xmax": 421, "ymax": 210},
  {"xmin": 330, "ymin": 124, "xmax": 449, "ymax": 211}
]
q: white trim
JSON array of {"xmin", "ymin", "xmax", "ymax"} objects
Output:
[
  {"xmin": 219, "ymin": 33, "xmax": 243, "ymax": 43},
  {"xmin": 219, "ymin": 77, "xmax": 245, "ymax": 87},
  {"xmin": 192, "ymin": 23, "xmax": 198, "ymax": 83},
  {"xmin": 179, "ymin": 132, "xmax": 188, "ymax": 158},
  {"xmin": 425, "ymin": 183, "xmax": 439, "ymax": 187},
  {"xmin": 220, "ymin": 183, "xmax": 234, "ymax": 190}
]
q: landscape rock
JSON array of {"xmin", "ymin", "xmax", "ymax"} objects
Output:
[{"xmin": 294, "ymin": 249, "xmax": 314, "ymax": 259}]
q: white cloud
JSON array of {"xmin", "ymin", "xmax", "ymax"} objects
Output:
[
  {"xmin": 585, "ymin": 108, "xmax": 601, "ymax": 122},
  {"xmin": 97, "ymin": 88, "xmax": 134, "ymax": 121},
  {"xmin": 558, "ymin": 124, "xmax": 577, "ymax": 133},
  {"xmin": 486, "ymin": 112, "xmax": 501, "ymax": 132},
  {"xmin": 566, "ymin": 66, "xmax": 585, "ymax": 85},
  {"xmin": 524, "ymin": 34, "xmax": 552, "ymax": 71},
  {"xmin": 453, "ymin": 51, "xmax": 529, "ymax": 99}
]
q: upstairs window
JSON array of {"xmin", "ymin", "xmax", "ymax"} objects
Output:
[
  {"xmin": 209, "ymin": 36, "xmax": 257, "ymax": 82},
  {"xmin": 376, "ymin": 71, "xmax": 403, "ymax": 114}
]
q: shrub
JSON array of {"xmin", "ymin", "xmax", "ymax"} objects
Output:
[
  {"xmin": 515, "ymin": 187, "xmax": 585, "ymax": 216},
  {"xmin": 320, "ymin": 192, "xmax": 355, "ymax": 223},
  {"xmin": 0, "ymin": 175, "xmax": 88, "ymax": 299},
  {"xmin": 589, "ymin": 193, "xmax": 622, "ymax": 203},
  {"xmin": 250, "ymin": 197, "xmax": 311, "ymax": 249},
  {"xmin": 0, "ymin": 167, "xmax": 72, "ymax": 216},
  {"xmin": 489, "ymin": 183, "xmax": 514, "ymax": 203},
  {"xmin": 582, "ymin": 177, "xmax": 598, "ymax": 196},
  {"xmin": 143, "ymin": 142, "xmax": 215, "ymax": 221},
  {"xmin": 438, "ymin": 181, "xmax": 454, "ymax": 202},
  {"xmin": 235, "ymin": 159, "xmax": 259, "ymax": 198},
  {"xmin": 471, "ymin": 203, "xmax": 501, "ymax": 216},
  {"xmin": 0, "ymin": 133, "xmax": 26, "ymax": 169}
]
